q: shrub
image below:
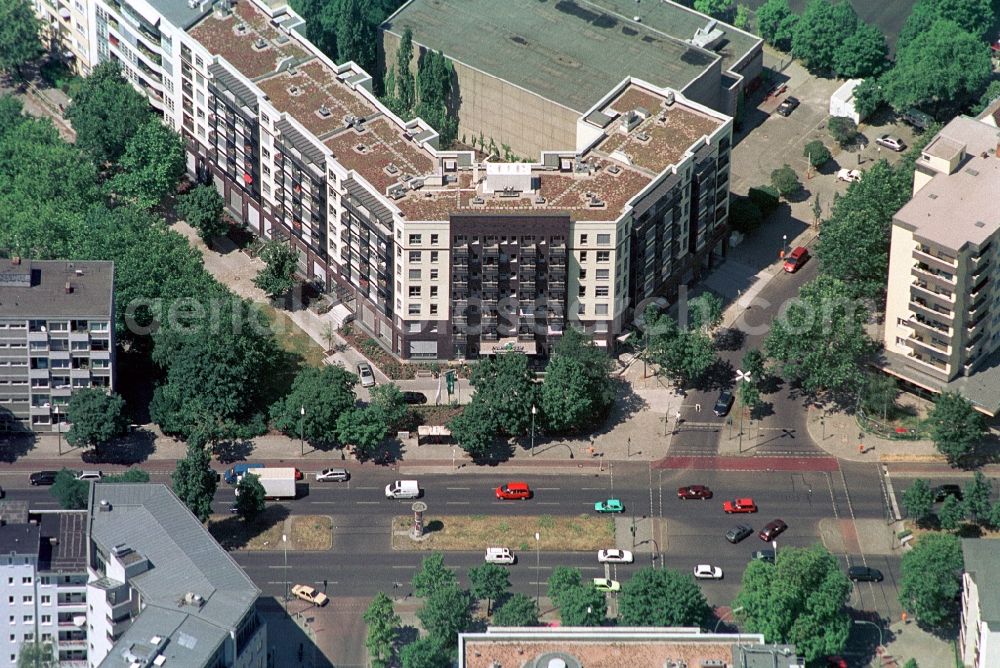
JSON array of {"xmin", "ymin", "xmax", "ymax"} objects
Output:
[
  {"xmin": 748, "ymin": 185, "xmax": 781, "ymax": 214},
  {"xmin": 729, "ymin": 195, "xmax": 763, "ymax": 234},
  {"xmin": 770, "ymin": 164, "xmax": 801, "ymax": 197},
  {"xmin": 803, "ymin": 140, "xmax": 831, "ymax": 167},
  {"xmin": 828, "ymin": 116, "xmax": 858, "ymax": 147}
]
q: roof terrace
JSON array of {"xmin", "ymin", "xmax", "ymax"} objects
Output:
[
  {"xmin": 324, "ymin": 116, "xmax": 437, "ymax": 192},
  {"xmin": 257, "ymin": 60, "xmax": 373, "ymax": 138}
]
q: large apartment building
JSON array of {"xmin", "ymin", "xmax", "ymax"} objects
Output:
[
  {"xmin": 38, "ymin": 0, "xmax": 733, "ymax": 361},
  {"xmin": 0, "ymin": 502, "xmax": 89, "ymax": 668},
  {"xmin": 961, "ymin": 538, "xmax": 1000, "ymax": 668},
  {"xmin": 882, "ymin": 115, "xmax": 1000, "ymax": 416},
  {"xmin": 0, "ymin": 259, "xmax": 115, "ymax": 433}
]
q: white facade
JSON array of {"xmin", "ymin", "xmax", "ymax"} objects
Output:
[{"xmin": 829, "ymin": 78, "xmax": 863, "ymax": 125}]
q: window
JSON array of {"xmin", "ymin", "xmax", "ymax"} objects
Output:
[
  {"xmin": 409, "ymin": 286, "xmax": 421, "ymax": 297},
  {"xmin": 430, "ymin": 268, "xmax": 438, "ymax": 280},
  {"xmin": 22, "ymin": 616, "xmax": 32, "ymax": 624},
  {"xmin": 431, "ymin": 251, "xmax": 439, "ymax": 263},
  {"xmin": 431, "ymin": 234, "xmax": 438, "ymax": 245},
  {"xmin": 579, "ymin": 269, "xmax": 587, "ymax": 280},
  {"xmin": 579, "ymin": 251, "xmax": 588, "ymax": 262},
  {"xmin": 409, "ymin": 234, "xmax": 422, "ymax": 245},
  {"xmin": 430, "ymin": 286, "xmax": 438, "ymax": 297},
  {"xmin": 409, "ymin": 251, "xmax": 421, "ymax": 263},
  {"xmin": 595, "ymin": 286, "xmax": 609, "ymax": 297},
  {"xmin": 578, "ymin": 286, "xmax": 586, "ymax": 297},
  {"xmin": 597, "ymin": 251, "xmax": 610, "ymax": 262},
  {"xmin": 596, "ymin": 269, "xmax": 610, "ymax": 280},
  {"xmin": 40, "ymin": 597, "xmax": 49, "ymax": 606},
  {"xmin": 580, "ymin": 234, "xmax": 588, "ymax": 245},
  {"xmin": 21, "ymin": 577, "xmax": 31, "ymax": 585},
  {"xmin": 597, "ymin": 233, "xmax": 611, "ymax": 245},
  {"xmin": 408, "ymin": 304, "xmax": 420, "ymax": 315},
  {"xmin": 430, "ymin": 304, "xmax": 438, "ymax": 315},
  {"xmin": 22, "ymin": 596, "xmax": 32, "ymax": 604},
  {"xmin": 409, "ymin": 269, "xmax": 421, "ymax": 280}
]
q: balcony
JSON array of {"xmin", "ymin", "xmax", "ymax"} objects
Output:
[
  {"xmin": 912, "ymin": 263, "xmax": 955, "ymax": 286},
  {"xmin": 906, "ymin": 350, "xmax": 950, "ymax": 373},
  {"xmin": 908, "ymin": 332, "xmax": 950, "ymax": 355},
  {"xmin": 969, "ymin": 276, "xmax": 990, "ymax": 301},
  {"xmin": 965, "ymin": 331, "xmax": 986, "ymax": 353},
  {"xmin": 913, "ymin": 246, "xmax": 957, "ymax": 270},
  {"xmin": 907, "ymin": 317, "xmax": 950, "ymax": 338},
  {"xmin": 911, "ymin": 280, "xmax": 953, "ymax": 304},
  {"xmin": 910, "ymin": 297, "xmax": 952, "ymax": 321}
]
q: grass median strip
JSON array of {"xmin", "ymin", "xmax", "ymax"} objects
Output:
[
  {"xmin": 392, "ymin": 514, "xmax": 614, "ymax": 551},
  {"xmin": 209, "ymin": 509, "xmax": 333, "ymax": 551}
]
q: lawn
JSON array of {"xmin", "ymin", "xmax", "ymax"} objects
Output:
[
  {"xmin": 208, "ymin": 509, "xmax": 333, "ymax": 551},
  {"xmin": 258, "ymin": 303, "xmax": 327, "ymax": 368},
  {"xmin": 391, "ymin": 514, "xmax": 614, "ymax": 552}
]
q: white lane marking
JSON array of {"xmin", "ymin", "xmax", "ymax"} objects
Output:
[
  {"xmin": 356, "ymin": 501, "xmax": 380, "ymax": 505},
  {"xmin": 446, "ymin": 487, "xmax": 471, "ymax": 490},
  {"xmin": 391, "ymin": 565, "xmax": 417, "ymax": 570},
  {"xmin": 445, "ymin": 501, "xmax": 470, "ymax": 505}
]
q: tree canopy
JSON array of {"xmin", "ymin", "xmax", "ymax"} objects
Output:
[
  {"xmin": 235, "ymin": 473, "xmax": 266, "ymax": 522},
  {"xmin": 791, "ymin": 0, "xmax": 859, "ymax": 73},
  {"xmin": 415, "ymin": 584, "xmax": 472, "ymax": 644},
  {"xmin": 618, "ymin": 568, "xmax": 711, "ymax": 627},
  {"xmin": 646, "ymin": 307, "xmax": 716, "ymax": 388},
  {"xmin": 270, "ymin": 365, "xmax": 357, "ymax": 444},
  {"xmin": 926, "ymin": 391, "xmax": 987, "ymax": 464},
  {"xmin": 177, "ymin": 184, "xmax": 227, "ymax": 242},
  {"xmin": 557, "ymin": 584, "xmax": 607, "ymax": 626},
  {"xmin": 411, "ymin": 553, "xmax": 458, "ymax": 598},
  {"xmin": 66, "ymin": 61, "xmax": 152, "ymax": 165},
  {"xmin": 64, "ymin": 389, "xmax": 128, "ymax": 455},
  {"xmin": 899, "ymin": 533, "xmax": 963, "ymax": 626},
  {"xmin": 336, "ymin": 406, "xmax": 388, "ymax": 459},
  {"xmin": 50, "ymin": 469, "xmax": 89, "ymax": 510},
  {"xmin": 363, "ymin": 592, "xmax": 400, "ymax": 668},
  {"xmin": 833, "ymin": 23, "xmax": 888, "ymax": 78},
  {"xmin": 253, "ymin": 240, "xmax": 299, "ymax": 299},
  {"xmin": 492, "ymin": 593, "xmax": 539, "ymax": 626},
  {"xmin": 172, "ymin": 440, "xmax": 218, "ymax": 523},
  {"xmin": 901, "ymin": 478, "xmax": 934, "ymax": 526},
  {"xmin": 110, "ymin": 118, "xmax": 186, "ymax": 208},
  {"xmin": 468, "ymin": 562, "xmax": 510, "ymax": 615},
  {"xmin": 0, "ymin": 0, "xmax": 43, "ymax": 77},
  {"xmin": 756, "ymin": 0, "xmax": 798, "ymax": 50},
  {"xmin": 16, "ymin": 641, "xmax": 55, "ymax": 668},
  {"xmin": 538, "ymin": 328, "xmax": 615, "ymax": 433}
]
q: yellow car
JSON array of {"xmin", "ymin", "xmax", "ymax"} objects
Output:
[{"xmin": 291, "ymin": 584, "xmax": 329, "ymax": 606}]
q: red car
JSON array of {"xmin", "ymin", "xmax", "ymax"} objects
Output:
[
  {"xmin": 677, "ymin": 485, "xmax": 713, "ymax": 500},
  {"xmin": 783, "ymin": 246, "xmax": 809, "ymax": 273},
  {"xmin": 759, "ymin": 519, "xmax": 788, "ymax": 541},
  {"xmin": 723, "ymin": 498, "xmax": 758, "ymax": 514},
  {"xmin": 496, "ymin": 482, "xmax": 531, "ymax": 500}
]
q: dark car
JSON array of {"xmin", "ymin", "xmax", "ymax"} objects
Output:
[
  {"xmin": 751, "ymin": 549, "xmax": 775, "ymax": 563},
  {"xmin": 726, "ymin": 524, "xmax": 754, "ymax": 544},
  {"xmin": 775, "ymin": 96, "xmax": 800, "ymax": 117},
  {"xmin": 678, "ymin": 485, "xmax": 713, "ymax": 500},
  {"xmin": 30, "ymin": 471, "xmax": 58, "ymax": 486},
  {"xmin": 759, "ymin": 519, "xmax": 788, "ymax": 541},
  {"xmin": 402, "ymin": 391, "xmax": 427, "ymax": 405},
  {"xmin": 848, "ymin": 566, "xmax": 884, "ymax": 582},
  {"xmin": 713, "ymin": 390, "xmax": 734, "ymax": 417},
  {"xmin": 932, "ymin": 484, "xmax": 963, "ymax": 502}
]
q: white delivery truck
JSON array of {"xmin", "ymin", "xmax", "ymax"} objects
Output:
[
  {"xmin": 236, "ymin": 467, "xmax": 297, "ymax": 499},
  {"xmin": 385, "ymin": 480, "xmax": 420, "ymax": 499}
]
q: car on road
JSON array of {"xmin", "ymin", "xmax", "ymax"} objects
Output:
[
  {"xmin": 291, "ymin": 584, "xmax": 329, "ymax": 606},
  {"xmin": 593, "ymin": 578, "xmax": 621, "ymax": 592},
  {"xmin": 751, "ymin": 549, "xmax": 775, "ymax": 563},
  {"xmin": 775, "ymin": 96, "xmax": 800, "ymax": 117},
  {"xmin": 783, "ymin": 246, "xmax": 809, "ymax": 273},
  {"xmin": 496, "ymin": 482, "xmax": 532, "ymax": 500},
  {"xmin": 598, "ymin": 549, "xmax": 634, "ymax": 564},
  {"xmin": 723, "ymin": 498, "xmax": 757, "ymax": 514},
  {"xmin": 402, "ymin": 391, "xmax": 427, "ymax": 404},
  {"xmin": 759, "ymin": 519, "xmax": 788, "ymax": 541},
  {"xmin": 693, "ymin": 564, "xmax": 724, "ymax": 580},
  {"xmin": 485, "ymin": 547, "xmax": 516, "ymax": 564},
  {"xmin": 932, "ymin": 484, "xmax": 962, "ymax": 502},
  {"xmin": 876, "ymin": 135, "xmax": 906, "ymax": 152},
  {"xmin": 726, "ymin": 524, "xmax": 754, "ymax": 544},
  {"xmin": 357, "ymin": 362, "xmax": 376, "ymax": 388},
  {"xmin": 30, "ymin": 471, "xmax": 58, "ymax": 486},
  {"xmin": 713, "ymin": 390, "xmax": 734, "ymax": 417},
  {"xmin": 316, "ymin": 468, "xmax": 350, "ymax": 482},
  {"xmin": 848, "ymin": 566, "xmax": 884, "ymax": 582},
  {"xmin": 836, "ymin": 168, "xmax": 862, "ymax": 182},
  {"xmin": 594, "ymin": 498, "xmax": 624, "ymax": 513},
  {"xmin": 677, "ymin": 485, "xmax": 713, "ymax": 500},
  {"xmin": 76, "ymin": 470, "xmax": 103, "ymax": 482}
]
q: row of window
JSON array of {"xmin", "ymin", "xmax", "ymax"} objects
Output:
[
  {"xmin": 578, "ymin": 233, "xmax": 612, "ymax": 246},
  {"xmin": 579, "ymin": 251, "xmax": 611, "ymax": 263}
]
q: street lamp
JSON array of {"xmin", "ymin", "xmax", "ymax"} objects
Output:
[
  {"xmin": 782, "ymin": 234, "xmax": 788, "ymax": 258},
  {"xmin": 282, "ymin": 534, "xmax": 289, "ymax": 603},
  {"xmin": 534, "ymin": 532, "xmax": 541, "ymax": 606},
  {"xmin": 735, "ymin": 370, "xmax": 751, "ymax": 454},
  {"xmin": 299, "ymin": 405, "xmax": 305, "ymax": 457},
  {"xmin": 53, "ymin": 405, "xmax": 62, "ymax": 456},
  {"xmin": 530, "ymin": 404, "xmax": 537, "ymax": 456}
]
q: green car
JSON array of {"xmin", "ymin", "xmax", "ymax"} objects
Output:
[{"xmin": 594, "ymin": 498, "xmax": 624, "ymax": 513}]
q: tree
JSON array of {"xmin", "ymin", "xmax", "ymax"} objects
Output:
[
  {"xmin": 177, "ymin": 184, "xmax": 227, "ymax": 243},
  {"xmin": 469, "ymin": 352, "xmax": 537, "ymax": 436},
  {"xmin": 335, "ymin": 0, "xmax": 376, "ymax": 74},
  {"xmin": 110, "ymin": 118, "xmax": 186, "ymax": 208},
  {"xmin": 833, "ymin": 23, "xmax": 888, "ymax": 78},
  {"xmin": 363, "ymin": 592, "xmax": 400, "ymax": 668},
  {"xmin": 741, "ymin": 349, "xmax": 766, "ymax": 384},
  {"xmin": 395, "ymin": 27, "xmax": 415, "ymax": 113},
  {"xmin": 468, "ymin": 562, "xmax": 510, "ymax": 615},
  {"xmin": 0, "ymin": 0, "xmax": 42, "ymax": 78},
  {"xmin": 926, "ymin": 391, "xmax": 986, "ymax": 464},
  {"xmin": 860, "ymin": 372, "xmax": 897, "ymax": 420},
  {"xmin": 619, "ymin": 567, "xmax": 711, "ymax": 627},
  {"xmin": 538, "ymin": 328, "xmax": 615, "ymax": 433},
  {"xmin": 756, "ymin": 0, "xmax": 798, "ymax": 49},
  {"xmin": 733, "ymin": 4, "xmax": 751, "ymax": 29},
  {"xmin": 971, "ymin": 80, "xmax": 1000, "ymax": 116},
  {"xmin": 547, "ymin": 566, "xmax": 582, "ymax": 605},
  {"xmin": 412, "ymin": 553, "xmax": 458, "ymax": 598},
  {"xmin": 172, "ymin": 441, "xmax": 218, "ymax": 523},
  {"xmin": 900, "ymin": 0, "xmax": 993, "ymax": 41},
  {"xmin": 235, "ymin": 473, "xmax": 266, "ymax": 523},
  {"xmin": 902, "ymin": 660, "xmax": 918, "ymax": 668},
  {"xmin": 50, "ymin": 469, "xmax": 89, "ymax": 510},
  {"xmin": 558, "ymin": 585, "xmax": 606, "ymax": 626},
  {"xmin": 369, "ymin": 383, "xmax": 408, "ymax": 430},
  {"xmin": 729, "ymin": 196, "xmax": 763, "ymax": 234},
  {"xmin": 693, "ymin": 0, "xmax": 733, "ymax": 20},
  {"xmin": 902, "ymin": 479, "xmax": 935, "ymax": 525},
  {"xmin": 336, "ymin": 407, "xmax": 387, "ymax": 459},
  {"xmin": 791, "ymin": 0, "xmax": 859, "ymax": 74},
  {"xmin": 938, "ymin": 494, "xmax": 965, "ymax": 531},
  {"xmin": 416, "ymin": 584, "xmax": 472, "ymax": 643},
  {"xmin": 253, "ymin": 240, "xmax": 299, "ymax": 299},
  {"xmin": 988, "ymin": 501, "xmax": 1000, "ymax": 529},
  {"xmin": 803, "ymin": 140, "xmax": 831, "ymax": 168},
  {"xmin": 881, "ymin": 20, "xmax": 991, "ymax": 114},
  {"xmin": 104, "ymin": 469, "xmax": 151, "ymax": 483},
  {"xmin": 414, "ymin": 50, "xmax": 458, "ymax": 147},
  {"xmin": 65, "ymin": 388, "xmax": 128, "ymax": 456},
  {"xmin": 270, "ymin": 365, "xmax": 357, "ymax": 444},
  {"xmin": 447, "ymin": 400, "xmax": 496, "ymax": 458},
  {"xmin": 492, "ymin": 592, "xmax": 539, "ymax": 626},
  {"xmin": 770, "ymin": 164, "xmax": 801, "ymax": 198},
  {"xmin": 735, "ymin": 544, "xmax": 851, "ymax": 662},
  {"xmin": 400, "ymin": 635, "xmax": 450, "ymax": 668},
  {"xmin": 899, "ymin": 532, "xmax": 963, "ymax": 627},
  {"xmin": 687, "ymin": 292, "xmax": 724, "ymax": 332},
  {"xmin": 646, "ymin": 310, "xmax": 716, "ymax": 387},
  {"xmin": 852, "ymin": 78, "xmax": 884, "ymax": 119},
  {"xmin": 764, "ymin": 275, "xmax": 876, "ymax": 396},
  {"xmin": 16, "ymin": 641, "xmax": 55, "ymax": 668},
  {"xmin": 66, "ymin": 60, "xmax": 151, "ymax": 165},
  {"xmin": 964, "ymin": 471, "xmax": 992, "ymax": 525},
  {"xmin": 827, "ymin": 117, "xmax": 859, "ymax": 148}
]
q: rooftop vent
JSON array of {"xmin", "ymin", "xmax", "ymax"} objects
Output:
[
  {"xmin": 111, "ymin": 543, "xmax": 132, "ymax": 557},
  {"xmin": 355, "ymin": 143, "xmax": 368, "ymax": 154},
  {"xmin": 636, "ymin": 131, "xmax": 651, "ymax": 142},
  {"xmin": 965, "ymin": 167, "xmax": 979, "ymax": 176},
  {"xmin": 607, "ymin": 164, "xmax": 621, "ymax": 175},
  {"xmin": 535, "ymin": 196, "xmax": 546, "ymax": 204},
  {"xmin": 99, "ymin": 499, "xmax": 111, "ymax": 512},
  {"xmin": 690, "ymin": 19, "xmax": 725, "ymax": 50},
  {"xmin": 408, "ymin": 178, "xmax": 425, "ymax": 190},
  {"xmin": 343, "ymin": 115, "xmax": 356, "ymax": 127},
  {"xmin": 317, "ymin": 105, "xmax": 331, "ymax": 118},
  {"xmin": 183, "ymin": 592, "xmax": 205, "ymax": 607},
  {"xmin": 153, "ymin": 656, "xmax": 166, "ymax": 667},
  {"xmin": 253, "ymin": 38, "xmax": 268, "ymax": 50},
  {"xmin": 975, "ymin": 221, "xmax": 986, "ymax": 228},
  {"xmin": 472, "ymin": 196, "xmax": 485, "ymax": 205},
  {"xmin": 74, "ymin": 268, "xmax": 83, "ymax": 276},
  {"xmin": 234, "ymin": 22, "xmax": 247, "ymax": 34},
  {"xmin": 64, "ymin": 281, "xmax": 73, "ymax": 294},
  {"xmin": 588, "ymin": 195, "xmax": 605, "ymax": 208},
  {"xmin": 388, "ymin": 186, "xmax": 407, "ymax": 200},
  {"xmin": 385, "ymin": 163, "xmax": 399, "ymax": 175},
  {"xmin": 288, "ymin": 85, "xmax": 301, "ymax": 96},
  {"xmin": 288, "ymin": 66, "xmax": 298, "ymax": 76}
]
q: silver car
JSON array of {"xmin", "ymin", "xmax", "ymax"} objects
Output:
[
  {"xmin": 316, "ymin": 468, "xmax": 350, "ymax": 482},
  {"xmin": 357, "ymin": 362, "xmax": 375, "ymax": 388},
  {"xmin": 875, "ymin": 135, "xmax": 906, "ymax": 152}
]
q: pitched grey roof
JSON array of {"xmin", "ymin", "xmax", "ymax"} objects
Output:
[
  {"xmin": 0, "ymin": 259, "xmax": 114, "ymax": 319},
  {"xmin": 98, "ymin": 607, "xmax": 229, "ymax": 668},
  {"xmin": 963, "ymin": 539, "xmax": 1000, "ymax": 624}
]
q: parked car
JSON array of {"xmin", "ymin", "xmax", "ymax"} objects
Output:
[
  {"xmin": 932, "ymin": 484, "xmax": 962, "ymax": 502},
  {"xmin": 30, "ymin": 471, "xmax": 58, "ymax": 486},
  {"xmin": 316, "ymin": 468, "xmax": 350, "ymax": 482},
  {"xmin": 357, "ymin": 362, "xmax": 376, "ymax": 388},
  {"xmin": 677, "ymin": 485, "xmax": 713, "ymax": 500},
  {"xmin": 291, "ymin": 584, "xmax": 329, "ymax": 606},
  {"xmin": 592, "ymin": 578, "xmax": 621, "ymax": 592},
  {"xmin": 402, "ymin": 391, "xmax": 427, "ymax": 404},
  {"xmin": 751, "ymin": 549, "xmax": 776, "ymax": 563},
  {"xmin": 597, "ymin": 549, "xmax": 634, "ymax": 564},
  {"xmin": 759, "ymin": 519, "xmax": 788, "ymax": 541},
  {"xmin": 713, "ymin": 389, "xmax": 734, "ymax": 417},
  {"xmin": 836, "ymin": 168, "xmax": 862, "ymax": 182},
  {"xmin": 783, "ymin": 246, "xmax": 809, "ymax": 273},
  {"xmin": 876, "ymin": 135, "xmax": 906, "ymax": 152},
  {"xmin": 775, "ymin": 96, "xmax": 800, "ymax": 117},
  {"xmin": 848, "ymin": 566, "xmax": 884, "ymax": 582},
  {"xmin": 693, "ymin": 564, "xmax": 724, "ymax": 580},
  {"xmin": 594, "ymin": 498, "xmax": 624, "ymax": 513},
  {"xmin": 723, "ymin": 498, "xmax": 757, "ymax": 514},
  {"xmin": 726, "ymin": 524, "xmax": 754, "ymax": 544},
  {"xmin": 901, "ymin": 108, "xmax": 933, "ymax": 131},
  {"xmin": 76, "ymin": 470, "xmax": 103, "ymax": 482},
  {"xmin": 485, "ymin": 547, "xmax": 516, "ymax": 564},
  {"xmin": 496, "ymin": 482, "xmax": 532, "ymax": 500}
]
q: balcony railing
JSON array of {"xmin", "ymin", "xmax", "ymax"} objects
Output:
[
  {"xmin": 913, "ymin": 246, "xmax": 957, "ymax": 268},
  {"xmin": 909, "ymin": 332, "xmax": 950, "ymax": 354}
]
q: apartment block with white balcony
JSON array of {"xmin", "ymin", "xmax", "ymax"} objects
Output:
[
  {"xmin": 961, "ymin": 539, "xmax": 1000, "ymax": 667},
  {"xmin": 882, "ymin": 116, "xmax": 1000, "ymax": 416}
]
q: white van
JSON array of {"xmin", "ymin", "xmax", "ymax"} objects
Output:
[
  {"xmin": 485, "ymin": 547, "xmax": 515, "ymax": 564},
  {"xmin": 385, "ymin": 480, "xmax": 421, "ymax": 499}
]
